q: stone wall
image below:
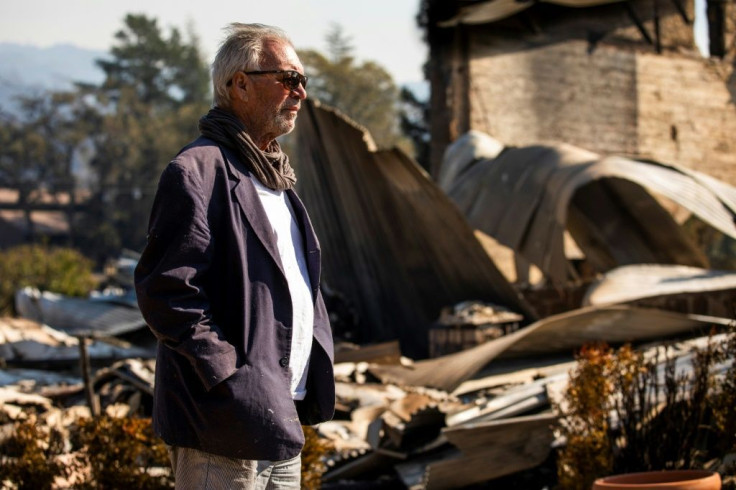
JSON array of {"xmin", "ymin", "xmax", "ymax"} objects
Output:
[
  {"xmin": 468, "ymin": 40, "xmax": 640, "ymax": 157},
  {"xmin": 467, "ymin": 38, "xmax": 736, "ymax": 184},
  {"xmin": 636, "ymin": 53, "xmax": 736, "ymax": 184}
]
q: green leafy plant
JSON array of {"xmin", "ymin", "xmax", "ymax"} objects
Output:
[{"xmin": 0, "ymin": 244, "xmax": 97, "ymax": 314}]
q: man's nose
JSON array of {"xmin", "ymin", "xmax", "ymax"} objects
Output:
[{"xmin": 292, "ymin": 84, "xmax": 307, "ymax": 100}]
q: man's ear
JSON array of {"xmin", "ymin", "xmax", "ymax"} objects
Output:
[{"xmin": 229, "ymin": 72, "xmax": 249, "ymax": 102}]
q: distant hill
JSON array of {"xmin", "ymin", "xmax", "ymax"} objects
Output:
[{"xmin": 0, "ymin": 43, "xmax": 106, "ymax": 115}]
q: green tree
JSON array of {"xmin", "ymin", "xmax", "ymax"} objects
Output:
[
  {"xmin": 0, "ymin": 244, "xmax": 97, "ymax": 314},
  {"xmin": 399, "ymin": 86, "xmax": 431, "ymax": 171},
  {"xmin": 0, "ymin": 110, "xmax": 46, "ymax": 239},
  {"xmin": 298, "ymin": 24, "xmax": 412, "ymax": 153},
  {"xmin": 75, "ymin": 14, "xmax": 211, "ymax": 262},
  {"xmin": 96, "ymin": 15, "xmax": 209, "ymax": 107},
  {"xmin": 0, "ymin": 90, "xmax": 92, "ymax": 244},
  {"xmin": 0, "ymin": 14, "xmax": 211, "ymax": 265}
]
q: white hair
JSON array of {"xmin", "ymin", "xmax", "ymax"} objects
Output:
[{"xmin": 211, "ymin": 23, "xmax": 293, "ymax": 108}]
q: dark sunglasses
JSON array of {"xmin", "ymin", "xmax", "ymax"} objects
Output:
[{"xmin": 240, "ymin": 70, "xmax": 308, "ymax": 91}]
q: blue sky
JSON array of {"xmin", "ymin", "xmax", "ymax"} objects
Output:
[{"xmin": 0, "ymin": 0, "xmax": 428, "ymax": 86}]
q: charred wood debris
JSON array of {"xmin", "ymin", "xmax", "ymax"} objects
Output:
[{"xmin": 0, "ymin": 255, "xmax": 733, "ymax": 488}]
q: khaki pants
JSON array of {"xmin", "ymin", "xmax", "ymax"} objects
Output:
[{"xmin": 168, "ymin": 446, "xmax": 301, "ymax": 490}]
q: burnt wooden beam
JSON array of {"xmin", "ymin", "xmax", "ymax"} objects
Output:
[
  {"xmin": 670, "ymin": 0, "xmax": 693, "ymax": 24},
  {"xmin": 520, "ymin": 10, "xmax": 543, "ymax": 35},
  {"xmin": 625, "ymin": 0, "xmax": 655, "ymax": 47},
  {"xmin": 77, "ymin": 335, "xmax": 101, "ymax": 417},
  {"xmin": 654, "ymin": 0, "xmax": 662, "ymax": 53},
  {"xmin": 707, "ymin": 0, "xmax": 726, "ymax": 57}
]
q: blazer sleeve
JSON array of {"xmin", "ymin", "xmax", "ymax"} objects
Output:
[{"xmin": 134, "ymin": 160, "xmax": 237, "ymax": 391}]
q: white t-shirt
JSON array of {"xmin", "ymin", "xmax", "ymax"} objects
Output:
[{"xmin": 252, "ymin": 179, "xmax": 314, "ymax": 400}]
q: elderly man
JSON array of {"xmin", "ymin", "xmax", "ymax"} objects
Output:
[{"xmin": 134, "ymin": 23, "xmax": 335, "ymax": 489}]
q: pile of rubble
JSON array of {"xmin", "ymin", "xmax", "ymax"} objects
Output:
[{"xmin": 2, "ymin": 288, "xmax": 732, "ymax": 489}]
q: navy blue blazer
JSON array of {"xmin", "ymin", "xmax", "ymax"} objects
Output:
[{"xmin": 134, "ymin": 136, "xmax": 335, "ymax": 461}]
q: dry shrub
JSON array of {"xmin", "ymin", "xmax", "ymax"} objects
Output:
[
  {"xmin": 0, "ymin": 415, "xmax": 72, "ymax": 490},
  {"xmin": 555, "ymin": 326, "xmax": 736, "ymax": 490},
  {"xmin": 555, "ymin": 343, "xmax": 615, "ymax": 490},
  {"xmin": 301, "ymin": 425, "xmax": 335, "ymax": 490},
  {"xmin": 1, "ymin": 415, "xmax": 337, "ymax": 489},
  {"xmin": 71, "ymin": 415, "xmax": 172, "ymax": 489},
  {"xmin": 0, "ymin": 415, "xmax": 172, "ymax": 489}
]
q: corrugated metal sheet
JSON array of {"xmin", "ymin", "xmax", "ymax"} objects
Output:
[
  {"xmin": 441, "ymin": 132, "xmax": 736, "ymax": 284},
  {"xmin": 293, "ymin": 101, "xmax": 536, "ymax": 358},
  {"xmin": 0, "ymin": 316, "xmax": 150, "ymax": 366},
  {"xmin": 369, "ymin": 305, "xmax": 730, "ymax": 392},
  {"xmin": 583, "ymin": 264, "xmax": 736, "ymax": 306},
  {"xmin": 15, "ymin": 287, "xmax": 147, "ymax": 338}
]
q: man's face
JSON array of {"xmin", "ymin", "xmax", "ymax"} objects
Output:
[{"xmin": 232, "ymin": 39, "xmax": 307, "ymax": 148}]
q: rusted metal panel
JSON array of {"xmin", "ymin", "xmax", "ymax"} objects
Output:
[{"xmin": 293, "ymin": 101, "xmax": 536, "ymax": 358}]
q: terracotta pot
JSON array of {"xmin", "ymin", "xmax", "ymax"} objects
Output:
[{"xmin": 592, "ymin": 470, "xmax": 721, "ymax": 490}]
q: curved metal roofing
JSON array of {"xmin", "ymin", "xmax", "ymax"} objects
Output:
[
  {"xmin": 441, "ymin": 131, "xmax": 736, "ymax": 283},
  {"xmin": 438, "ymin": 0, "xmax": 627, "ymax": 27}
]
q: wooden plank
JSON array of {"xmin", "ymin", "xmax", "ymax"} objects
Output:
[
  {"xmin": 393, "ymin": 414, "xmax": 556, "ymax": 489},
  {"xmin": 426, "ymin": 414, "xmax": 556, "ymax": 489},
  {"xmin": 334, "ymin": 340, "xmax": 402, "ymax": 365}
]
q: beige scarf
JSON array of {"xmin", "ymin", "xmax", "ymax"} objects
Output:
[{"xmin": 198, "ymin": 107, "xmax": 296, "ymax": 191}]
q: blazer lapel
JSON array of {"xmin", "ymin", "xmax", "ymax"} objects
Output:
[{"xmin": 221, "ymin": 146, "xmax": 286, "ymax": 277}]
